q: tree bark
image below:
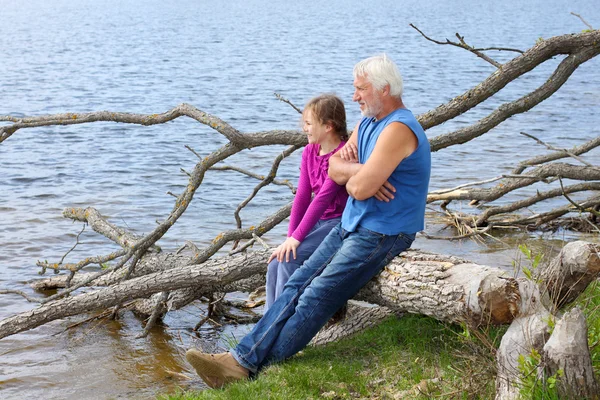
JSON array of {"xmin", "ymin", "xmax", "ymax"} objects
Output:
[{"xmin": 544, "ymin": 307, "xmax": 599, "ymax": 399}]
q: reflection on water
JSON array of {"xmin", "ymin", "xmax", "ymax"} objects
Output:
[{"xmin": 1, "ymin": 0, "xmax": 599, "ymax": 398}]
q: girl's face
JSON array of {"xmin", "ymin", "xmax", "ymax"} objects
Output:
[{"xmin": 303, "ymin": 110, "xmax": 332, "ymax": 145}]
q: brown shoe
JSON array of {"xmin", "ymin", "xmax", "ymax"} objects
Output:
[{"xmin": 185, "ymin": 350, "xmax": 249, "ymax": 389}]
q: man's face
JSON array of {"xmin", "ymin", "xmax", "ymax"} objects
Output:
[{"xmin": 352, "ymin": 75, "xmax": 383, "ymax": 118}]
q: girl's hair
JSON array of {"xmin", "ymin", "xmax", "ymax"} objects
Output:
[{"xmin": 304, "ymin": 94, "xmax": 348, "ymax": 141}]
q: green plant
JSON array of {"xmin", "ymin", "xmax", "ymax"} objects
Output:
[
  {"xmin": 516, "ymin": 244, "xmax": 544, "ymax": 282},
  {"xmin": 517, "ymin": 348, "xmax": 563, "ymax": 399}
]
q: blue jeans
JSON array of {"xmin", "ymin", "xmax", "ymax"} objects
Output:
[
  {"xmin": 265, "ymin": 218, "xmax": 341, "ymax": 311},
  {"xmin": 231, "ymin": 223, "xmax": 415, "ymax": 374}
]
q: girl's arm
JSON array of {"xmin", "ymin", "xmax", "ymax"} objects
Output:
[
  {"xmin": 269, "ymin": 148, "xmax": 313, "ymax": 263},
  {"xmin": 287, "ymin": 147, "xmax": 312, "ymax": 237},
  {"xmin": 290, "ymin": 174, "xmax": 344, "ymax": 243}
]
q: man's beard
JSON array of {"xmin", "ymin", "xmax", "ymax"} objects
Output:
[{"xmin": 361, "ymin": 96, "xmax": 383, "ymax": 118}]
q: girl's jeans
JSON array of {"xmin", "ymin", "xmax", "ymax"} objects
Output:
[
  {"xmin": 265, "ymin": 217, "xmax": 341, "ymax": 310},
  {"xmin": 231, "ymin": 223, "xmax": 415, "ymax": 373}
]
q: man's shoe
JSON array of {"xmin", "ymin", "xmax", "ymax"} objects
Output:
[{"xmin": 185, "ymin": 350, "xmax": 249, "ymax": 389}]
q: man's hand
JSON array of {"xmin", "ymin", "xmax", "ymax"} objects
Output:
[
  {"xmin": 268, "ymin": 237, "xmax": 301, "ymax": 263},
  {"xmin": 339, "ymin": 142, "xmax": 358, "ymax": 163},
  {"xmin": 374, "ymin": 180, "xmax": 396, "ymax": 202}
]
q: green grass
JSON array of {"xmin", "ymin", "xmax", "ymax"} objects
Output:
[
  {"xmin": 162, "ymin": 314, "xmax": 505, "ymax": 400},
  {"xmin": 162, "ymin": 282, "xmax": 600, "ymax": 400}
]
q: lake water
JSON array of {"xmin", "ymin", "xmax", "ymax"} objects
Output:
[{"xmin": 1, "ymin": 0, "xmax": 599, "ymax": 398}]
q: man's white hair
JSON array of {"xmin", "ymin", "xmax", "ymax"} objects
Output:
[{"xmin": 353, "ymin": 54, "xmax": 403, "ymax": 99}]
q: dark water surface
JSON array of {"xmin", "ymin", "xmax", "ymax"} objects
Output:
[{"xmin": 1, "ymin": 0, "xmax": 599, "ymax": 398}]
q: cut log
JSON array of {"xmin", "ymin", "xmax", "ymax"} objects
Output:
[
  {"xmin": 544, "ymin": 307, "xmax": 599, "ymax": 399},
  {"xmin": 538, "ymin": 241, "xmax": 600, "ymax": 309}
]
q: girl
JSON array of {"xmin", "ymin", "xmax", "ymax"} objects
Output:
[{"xmin": 266, "ymin": 94, "xmax": 349, "ymax": 310}]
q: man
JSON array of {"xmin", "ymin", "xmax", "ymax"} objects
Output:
[{"xmin": 186, "ymin": 54, "xmax": 431, "ymax": 389}]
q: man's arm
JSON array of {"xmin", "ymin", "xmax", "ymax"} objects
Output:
[
  {"xmin": 346, "ymin": 122, "xmax": 418, "ymax": 201},
  {"xmin": 328, "ymin": 121, "xmax": 361, "ymax": 185}
]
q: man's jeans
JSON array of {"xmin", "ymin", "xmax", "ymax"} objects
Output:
[{"xmin": 231, "ymin": 223, "xmax": 415, "ymax": 373}]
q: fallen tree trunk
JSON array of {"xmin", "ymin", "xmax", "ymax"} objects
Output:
[{"xmin": 11, "ymin": 241, "xmax": 597, "ymax": 339}]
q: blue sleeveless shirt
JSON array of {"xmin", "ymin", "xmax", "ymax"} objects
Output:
[{"xmin": 341, "ymin": 108, "xmax": 431, "ymax": 235}]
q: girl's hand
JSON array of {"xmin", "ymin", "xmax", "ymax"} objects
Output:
[
  {"xmin": 268, "ymin": 237, "xmax": 301, "ymax": 263},
  {"xmin": 339, "ymin": 142, "xmax": 358, "ymax": 163}
]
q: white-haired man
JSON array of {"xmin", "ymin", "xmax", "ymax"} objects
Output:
[{"xmin": 186, "ymin": 54, "xmax": 431, "ymax": 388}]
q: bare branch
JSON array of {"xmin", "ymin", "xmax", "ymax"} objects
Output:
[
  {"xmin": 184, "ymin": 144, "xmax": 203, "ymax": 160},
  {"xmin": 513, "ymin": 135, "xmax": 600, "ymax": 174},
  {"xmin": 40, "ymin": 250, "xmax": 134, "ymax": 304},
  {"xmin": 429, "ymin": 45, "xmax": 600, "ymax": 151},
  {"xmin": 36, "ymin": 248, "xmax": 127, "ymax": 273},
  {"xmin": 0, "ymin": 290, "xmax": 41, "ymax": 303},
  {"xmin": 59, "ymin": 224, "xmax": 86, "ymax": 265},
  {"xmin": 421, "ymin": 225, "xmax": 492, "ymax": 240},
  {"xmin": 0, "ymin": 103, "xmax": 242, "ymax": 144},
  {"xmin": 429, "ymin": 176, "xmax": 506, "ymax": 195},
  {"xmin": 229, "ymin": 239, "xmax": 258, "ymax": 256},
  {"xmin": 491, "ymin": 195, "xmax": 600, "ymax": 227},
  {"xmin": 252, "ymin": 233, "xmax": 271, "ymax": 250},
  {"xmin": 274, "ymin": 92, "xmax": 303, "ymax": 114},
  {"xmin": 454, "ymin": 32, "xmax": 502, "ymax": 68},
  {"xmin": 192, "ymin": 202, "xmax": 292, "ymax": 264},
  {"xmin": 137, "ymin": 291, "xmax": 169, "ymax": 338},
  {"xmin": 210, "ymin": 165, "xmax": 296, "ymax": 191},
  {"xmin": 63, "ymin": 207, "xmax": 150, "ymax": 250},
  {"xmin": 474, "ymin": 181, "xmax": 600, "ymax": 226},
  {"xmin": 234, "ymin": 145, "xmax": 300, "ymax": 230},
  {"xmin": 409, "ymin": 24, "xmax": 520, "ymax": 68},
  {"xmin": 559, "ymin": 178, "xmax": 600, "ymax": 217},
  {"xmin": 180, "ymin": 168, "xmax": 191, "ymax": 177},
  {"xmin": 571, "ymin": 12, "xmax": 594, "ymax": 30},
  {"xmin": 520, "ymin": 132, "xmax": 597, "ymax": 169},
  {"xmin": 417, "ymin": 30, "xmax": 600, "ymax": 131},
  {"xmin": 428, "ymin": 163, "xmax": 600, "ymax": 203}
]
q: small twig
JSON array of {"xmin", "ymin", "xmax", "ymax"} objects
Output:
[
  {"xmin": 166, "ymin": 191, "xmax": 178, "ymax": 198},
  {"xmin": 36, "ymin": 248, "xmax": 127, "ymax": 273},
  {"xmin": 0, "ymin": 289, "xmax": 41, "ymax": 303},
  {"xmin": 520, "ymin": 132, "xmax": 596, "ymax": 169},
  {"xmin": 180, "ymin": 168, "xmax": 191, "ymax": 177},
  {"xmin": 184, "ymin": 144, "xmax": 203, "ymax": 160},
  {"xmin": 558, "ymin": 177, "xmax": 600, "ymax": 217},
  {"xmin": 232, "ymin": 145, "xmax": 300, "ymax": 247},
  {"xmin": 54, "ymin": 301, "xmax": 136, "ymax": 335},
  {"xmin": 583, "ymin": 217, "xmax": 600, "ymax": 234},
  {"xmin": 454, "ymin": 33, "xmax": 503, "ymax": 68},
  {"xmin": 137, "ymin": 291, "xmax": 170, "ymax": 338},
  {"xmin": 229, "ymin": 238, "xmax": 257, "ymax": 255},
  {"xmin": 409, "ymin": 24, "xmax": 523, "ymax": 68},
  {"xmin": 176, "ymin": 240, "xmax": 200, "ymax": 255},
  {"xmin": 46, "ymin": 224, "xmax": 86, "ymax": 274},
  {"xmin": 211, "ymin": 165, "xmax": 296, "ymax": 192},
  {"xmin": 571, "ymin": 12, "xmax": 594, "ymax": 30},
  {"xmin": 429, "ymin": 175, "xmax": 505, "ymax": 195},
  {"xmin": 501, "ymin": 174, "xmax": 552, "ymax": 183},
  {"xmin": 513, "ymin": 135, "xmax": 600, "ymax": 174},
  {"xmin": 420, "ymin": 225, "xmax": 492, "ymax": 240},
  {"xmin": 39, "ymin": 249, "xmax": 134, "ymax": 304},
  {"xmin": 252, "ymin": 233, "xmax": 270, "ymax": 250},
  {"xmin": 274, "ymin": 92, "xmax": 303, "ymax": 114}
]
